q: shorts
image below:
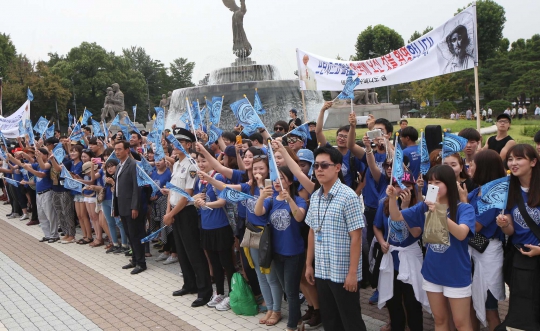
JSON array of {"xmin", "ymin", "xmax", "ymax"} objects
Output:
[
  {"xmin": 485, "ymin": 290, "xmax": 498, "ymax": 310},
  {"xmin": 73, "ymin": 194, "xmax": 84, "ymax": 203},
  {"xmin": 422, "ymin": 279, "xmax": 471, "ymax": 298},
  {"xmin": 84, "ymin": 197, "xmax": 97, "ymax": 203}
]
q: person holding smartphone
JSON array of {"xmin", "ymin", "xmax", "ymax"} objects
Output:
[{"xmin": 495, "ymin": 144, "xmax": 540, "ymax": 330}]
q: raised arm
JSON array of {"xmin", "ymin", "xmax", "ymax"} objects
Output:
[
  {"xmin": 315, "ymin": 101, "xmax": 333, "ymax": 147},
  {"xmin": 347, "ymin": 112, "xmax": 366, "ymax": 160},
  {"xmin": 272, "ymin": 139, "xmax": 315, "ymax": 193},
  {"xmin": 195, "ymin": 142, "xmax": 234, "ymax": 179}
]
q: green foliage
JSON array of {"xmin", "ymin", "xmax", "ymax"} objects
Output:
[
  {"xmin": 408, "ymin": 26, "xmax": 433, "ymax": 44},
  {"xmin": 485, "ymin": 99, "xmax": 511, "ymax": 113},
  {"xmin": 0, "ymin": 33, "xmax": 16, "ymax": 77},
  {"xmin": 354, "ymin": 25, "xmax": 404, "ymax": 61},
  {"xmin": 436, "ymin": 101, "xmax": 457, "ymax": 116},
  {"xmin": 169, "ymin": 57, "xmax": 195, "ymax": 89},
  {"xmin": 522, "ymin": 125, "xmax": 540, "ymax": 137}
]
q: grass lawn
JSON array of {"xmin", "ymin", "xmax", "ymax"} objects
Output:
[{"xmin": 323, "ymin": 117, "xmax": 540, "ymax": 146}]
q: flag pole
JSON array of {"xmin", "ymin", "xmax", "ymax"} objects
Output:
[
  {"xmin": 389, "ymin": 132, "xmax": 399, "ymax": 186},
  {"xmin": 301, "ymin": 90, "xmax": 308, "ymax": 122},
  {"xmin": 218, "ymin": 96, "xmax": 224, "ymax": 128},
  {"xmin": 474, "ymin": 65, "xmax": 481, "ymax": 132},
  {"xmin": 185, "ymin": 98, "xmax": 199, "ymax": 145}
]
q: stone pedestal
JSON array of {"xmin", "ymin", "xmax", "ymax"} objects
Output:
[{"xmin": 323, "ymin": 103, "xmax": 401, "ymax": 129}]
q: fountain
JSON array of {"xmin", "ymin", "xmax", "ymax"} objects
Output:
[{"xmin": 167, "ymin": 0, "xmax": 324, "ymax": 130}]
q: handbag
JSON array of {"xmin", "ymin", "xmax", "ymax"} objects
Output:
[
  {"xmin": 422, "ymin": 203, "xmax": 450, "ymax": 245},
  {"xmin": 258, "ymin": 223, "xmax": 273, "ymax": 269},
  {"xmin": 96, "ymin": 187, "xmax": 106, "ymax": 203},
  {"xmin": 240, "ymin": 222, "xmax": 263, "ymax": 249},
  {"xmin": 468, "ymin": 232, "xmax": 490, "ymax": 253}
]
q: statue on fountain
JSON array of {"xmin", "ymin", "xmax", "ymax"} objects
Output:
[
  {"xmin": 223, "ymin": 0, "xmax": 252, "ymax": 58},
  {"xmin": 101, "ymin": 87, "xmax": 115, "ymax": 122}
]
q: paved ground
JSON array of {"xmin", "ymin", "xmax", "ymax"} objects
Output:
[{"xmin": 0, "ymin": 201, "xmax": 509, "ymax": 331}]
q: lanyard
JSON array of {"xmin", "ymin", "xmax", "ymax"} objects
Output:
[{"xmin": 316, "ymin": 187, "xmax": 340, "ymax": 233}]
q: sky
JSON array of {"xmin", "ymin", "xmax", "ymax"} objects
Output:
[{"xmin": 1, "ymin": 0, "xmax": 538, "ymax": 85}]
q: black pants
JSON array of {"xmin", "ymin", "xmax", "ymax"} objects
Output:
[
  {"xmin": 316, "ymin": 278, "xmax": 367, "ymax": 331},
  {"xmin": 163, "ymin": 231, "xmax": 176, "ymax": 253},
  {"xmin": 7, "ymin": 184, "xmax": 21, "ymax": 215},
  {"xmin": 207, "ymin": 248, "xmax": 236, "ymax": 295},
  {"xmin": 15, "ymin": 185, "xmax": 28, "ymax": 211},
  {"xmin": 172, "ymin": 206, "xmax": 212, "ymax": 299},
  {"xmin": 363, "ymin": 206, "xmax": 378, "ymax": 283},
  {"xmin": 121, "ymin": 211, "xmax": 146, "ymax": 268},
  {"xmin": 28, "ymin": 188, "xmax": 38, "ymax": 221},
  {"xmin": 237, "ymin": 217, "xmax": 262, "ymax": 297},
  {"xmin": 386, "ymin": 271, "xmax": 423, "ymax": 331}
]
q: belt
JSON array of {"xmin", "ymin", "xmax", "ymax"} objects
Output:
[
  {"xmin": 364, "ymin": 205, "xmax": 377, "ymax": 211},
  {"xmin": 38, "ymin": 189, "xmax": 51, "ymax": 195}
]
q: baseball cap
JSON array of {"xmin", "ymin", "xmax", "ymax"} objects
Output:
[{"xmin": 496, "ymin": 113, "xmax": 511, "ymax": 123}]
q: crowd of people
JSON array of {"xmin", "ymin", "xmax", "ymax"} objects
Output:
[{"xmin": 0, "ymin": 101, "xmax": 539, "ymax": 331}]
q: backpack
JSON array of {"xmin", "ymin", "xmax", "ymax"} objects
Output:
[{"xmin": 229, "ymin": 272, "xmax": 258, "ymax": 316}]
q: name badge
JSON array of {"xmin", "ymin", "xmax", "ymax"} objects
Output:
[{"xmin": 316, "ymin": 232, "xmax": 322, "ymax": 242}]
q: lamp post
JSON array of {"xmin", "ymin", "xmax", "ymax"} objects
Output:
[
  {"xmin": 369, "ymin": 50, "xmax": 391, "ymax": 103},
  {"xmin": 145, "ymin": 71, "xmax": 156, "ymax": 120},
  {"xmin": 70, "ymin": 74, "xmax": 78, "ymax": 121}
]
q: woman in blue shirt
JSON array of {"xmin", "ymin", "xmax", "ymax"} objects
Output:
[
  {"xmin": 67, "ymin": 145, "xmax": 90, "ymax": 244},
  {"xmin": 466, "ymin": 150, "xmax": 506, "ymax": 330},
  {"xmin": 496, "ymin": 144, "xmax": 540, "ymax": 330},
  {"xmin": 387, "ymin": 164, "xmax": 476, "ymax": 331},
  {"xmin": 151, "ymin": 158, "xmax": 176, "ymax": 264},
  {"xmin": 255, "ymin": 166, "xmax": 307, "ymax": 331}
]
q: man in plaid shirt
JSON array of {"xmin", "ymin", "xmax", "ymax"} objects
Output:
[{"xmin": 305, "ymin": 146, "xmax": 367, "ymax": 331}]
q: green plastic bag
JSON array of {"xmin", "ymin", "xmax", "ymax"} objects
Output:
[{"xmin": 229, "ymin": 272, "xmax": 258, "ymax": 316}]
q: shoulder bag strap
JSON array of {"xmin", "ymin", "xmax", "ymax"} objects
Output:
[{"xmin": 516, "ymin": 193, "xmax": 540, "ymax": 242}]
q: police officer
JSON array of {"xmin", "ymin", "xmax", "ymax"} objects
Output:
[{"xmin": 163, "ymin": 128, "xmax": 212, "ymax": 307}]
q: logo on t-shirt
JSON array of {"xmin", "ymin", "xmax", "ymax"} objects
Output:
[
  {"xmin": 513, "ymin": 205, "xmax": 540, "ymax": 229},
  {"xmin": 389, "ymin": 219, "xmax": 409, "ymax": 243},
  {"xmin": 244, "ymin": 197, "xmax": 257, "ymax": 213},
  {"xmin": 270, "ymin": 209, "xmax": 290, "ymax": 231},
  {"xmin": 429, "ymin": 243, "xmax": 450, "ymax": 254},
  {"xmin": 341, "ymin": 163, "xmax": 348, "ymax": 177}
]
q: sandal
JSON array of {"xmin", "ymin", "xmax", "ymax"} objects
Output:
[
  {"xmin": 76, "ymin": 238, "xmax": 88, "ymax": 244},
  {"xmin": 259, "ymin": 310, "xmax": 273, "ymax": 324},
  {"xmin": 80, "ymin": 238, "xmax": 93, "ymax": 245},
  {"xmin": 266, "ymin": 311, "xmax": 282, "ymax": 326},
  {"xmin": 104, "ymin": 243, "xmax": 114, "ymax": 250},
  {"xmin": 90, "ymin": 240, "xmax": 104, "ymax": 247}
]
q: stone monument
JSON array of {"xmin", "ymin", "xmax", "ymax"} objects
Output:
[
  {"xmin": 100, "ymin": 86, "xmax": 115, "ymax": 122},
  {"xmin": 111, "ymin": 83, "xmax": 127, "ymax": 119},
  {"xmin": 223, "ymin": 0, "xmax": 251, "ymax": 59},
  {"xmin": 159, "ymin": 94, "xmax": 168, "ymax": 110}
]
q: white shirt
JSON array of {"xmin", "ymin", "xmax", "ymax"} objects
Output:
[
  {"xmin": 116, "ymin": 159, "xmax": 127, "ymax": 197},
  {"xmin": 488, "ymin": 108, "xmax": 493, "ymax": 115},
  {"xmin": 169, "ymin": 157, "xmax": 197, "ymax": 207}
]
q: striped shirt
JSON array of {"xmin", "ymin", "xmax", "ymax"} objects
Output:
[{"xmin": 305, "ymin": 179, "xmax": 365, "ymax": 283}]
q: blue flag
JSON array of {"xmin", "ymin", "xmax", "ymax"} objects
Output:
[
  {"xmin": 206, "ymin": 124, "xmax": 223, "ymax": 147},
  {"xmin": 200, "ymin": 105, "xmax": 208, "ymax": 124},
  {"xmin": 165, "ymin": 182, "xmax": 194, "ymax": 202},
  {"xmin": 27, "ymin": 88, "xmax": 34, "ymax": 101},
  {"xmin": 0, "ymin": 147, "xmax": 7, "ymax": 160},
  {"xmin": 123, "ymin": 116, "xmax": 141, "ymax": 135},
  {"xmin": 147, "ymin": 130, "xmax": 160, "ymax": 144},
  {"xmin": 111, "ymin": 114, "xmax": 121, "ymax": 127},
  {"xmin": 209, "ymin": 96, "xmax": 223, "ymax": 125},
  {"xmin": 254, "ymin": 90, "xmax": 266, "ymax": 115},
  {"xmin": 18, "ymin": 121, "xmax": 25, "ymax": 137},
  {"xmin": 288, "ymin": 123, "xmax": 311, "ymax": 141},
  {"xmin": 44, "ymin": 124, "xmax": 55, "ymax": 139},
  {"xmin": 153, "ymin": 141, "xmax": 166, "ymax": 162},
  {"xmin": 141, "ymin": 226, "xmax": 167, "ymax": 244},
  {"xmin": 5, "ymin": 178, "xmax": 19, "ymax": 187},
  {"xmin": 138, "ymin": 156, "xmax": 154, "ymax": 176},
  {"xmin": 419, "ymin": 131, "xmax": 430, "ymax": 175},
  {"xmin": 337, "ymin": 70, "xmax": 360, "ymax": 100},
  {"xmin": 108, "ymin": 151, "xmax": 119, "ymax": 162},
  {"xmin": 33, "ymin": 117, "xmax": 49, "ymax": 135},
  {"xmin": 191, "ymin": 101, "xmax": 202, "ymax": 130},
  {"xmin": 102, "ymin": 121, "xmax": 108, "ymax": 139},
  {"xmin": 70, "ymin": 123, "xmax": 84, "ymax": 141},
  {"xmin": 0, "ymin": 131, "xmax": 7, "ymax": 148},
  {"xmin": 60, "ymin": 165, "xmax": 72, "ymax": 179},
  {"xmin": 154, "ymin": 107, "xmax": 165, "ymax": 135},
  {"xmin": 477, "ymin": 176, "xmax": 510, "ymax": 215},
  {"xmin": 118, "ymin": 123, "xmax": 130, "ymax": 140},
  {"xmin": 392, "ymin": 143, "xmax": 407, "ymax": 189},
  {"xmin": 91, "ymin": 119, "xmax": 104, "ymax": 137},
  {"xmin": 64, "ymin": 177, "xmax": 83, "ymax": 192},
  {"xmin": 81, "ymin": 109, "xmax": 92, "ymax": 125},
  {"xmin": 442, "ymin": 132, "xmax": 468, "ymax": 158},
  {"xmin": 267, "ymin": 142, "xmax": 280, "ymax": 182},
  {"xmin": 230, "ymin": 98, "xmax": 264, "ymax": 129},
  {"xmin": 25, "ymin": 120, "xmax": 35, "ymax": 146},
  {"xmin": 179, "ymin": 111, "xmax": 190, "ymax": 128},
  {"xmin": 218, "ymin": 186, "xmax": 255, "ymax": 203},
  {"xmin": 166, "ymin": 134, "xmax": 191, "ymax": 159},
  {"xmin": 53, "ymin": 143, "xmax": 66, "ymax": 164},
  {"xmin": 68, "ymin": 113, "xmax": 74, "ymax": 127},
  {"xmin": 136, "ymin": 165, "xmax": 161, "ymax": 196},
  {"xmin": 132, "ymin": 105, "xmax": 137, "ymax": 120},
  {"xmin": 241, "ymin": 120, "xmax": 264, "ymax": 136}
]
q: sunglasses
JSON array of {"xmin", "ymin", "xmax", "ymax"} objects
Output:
[
  {"xmin": 253, "ymin": 154, "xmax": 268, "ymax": 159},
  {"xmin": 313, "ymin": 162, "xmax": 337, "ymax": 170},
  {"xmin": 288, "ymin": 137, "xmax": 302, "ymax": 143},
  {"xmin": 274, "ymin": 127, "xmax": 284, "ymax": 132}
]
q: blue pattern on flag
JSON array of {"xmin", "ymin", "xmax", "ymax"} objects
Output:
[
  {"xmin": 241, "ymin": 121, "xmax": 263, "ymax": 136},
  {"xmin": 118, "ymin": 123, "xmax": 130, "ymax": 140},
  {"xmin": 68, "ymin": 113, "xmax": 74, "ymax": 126},
  {"xmin": 123, "ymin": 116, "xmax": 141, "ymax": 135},
  {"xmin": 230, "ymin": 98, "xmax": 263, "ymax": 129},
  {"xmin": 136, "ymin": 165, "xmax": 160, "ymax": 196},
  {"xmin": 477, "ymin": 176, "xmax": 510, "ymax": 215},
  {"xmin": 5, "ymin": 178, "xmax": 19, "ymax": 187},
  {"xmin": 45, "ymin": 124, "xmax": 55, "ymax": 139},
  {"xmin": 0, "ymin": 131, "xmax": 7, "ymax": 147},
  {"xmin": 25, "ymin": 120, "xmax": 35, "ymax": 145},
  {"xmin": 288, "ymin": 123, "xmax": 311, "ymax": 141},
  {"xmin": 70, "ymin": 123, "xmax": 84, "ymax": 141},
  {"xmin": 165, "ymin": 182, "xmax": 194, "ymax": 202},
  {"xmin": 209, "ymin": 96, "xmax": 222, "ymax": 125},
  {"xmin": 154, "ymin": 107, "xmax": 165, "ymax": 135},
  {"xmin": 27, "ymin": 88, "xmax": 34, "ymax": 101},
  {"xmin": 18, "ymin": 121, "xmax": 25, "ymax": 137},
  {"xmin": 179, "ymin": 111, "xmax": 190, "ymax": 128},
  {"xmin": 254, "ymin": 91, "xmax": 266, "ymax": 115},
  {"xmin": 81, "ymin": 109, "xmax": 93, "ymax": 125},
  {"xmin": 34, "ymin": 117, "xmax": 49, "ymax": 134},
  {"xmin": 91, "ymin": 119, "xmax": 104, "ymax": 137},
  {"xmin": 138, "ymin": 156, "xmax": 154, "ymax": 176},
  {"xmin": 60, "ymin": 166, "xmax": 72, "ymax": 179},
  {"xmin": 267, "ymin": 143, "xmax": 279, "ymax": 182},
  {"xmin": 218, "ymin": 187, "xmax": 255, "ymax": 203},
  {"xmin": 442, "ymin": 132, "xmax": 468, "ymax": 158},
  {"xmin": 64, "ymin": 177, "xmax": 82, "ymax": 192},
  {"xmin": 337, "ymin": 71, "xmax": 360, "ymax": 99},
  {"xmin": 206, "ymin": 124, "xmax": 223, "ymax": 146},
  {"xmin": 0, "ymin": 147, "xmax": 7, "ymax": 160},
  {"xmin": 141, "ymin": 226, "xmax": 166, "ymax": 244},
  {"xmin": 111, "ymin": 114, "xmax": 121, "ymax": 127},
  {"xmin": 166, "ymin": 134, "xmax": 190, "ymax": 158},
  {"xmin": 53, "ymin": 143, "xmax": 66, "ymax": 164},
  {"xmin": 420, "ymin": 132, "xmax": 430, "ymax": 175},
  {"xmin": 108, "ymin": 151, "xmax": 119, "ymax": 162},
  {"xmin": 102, "ymin": 121, "xmax": 108, "ymax": 139},
  {"xmin": 132, "ymin": 105, "xmax": 137, "ymax": 120},
  {"xmin": 154, "ymin": 141, "xmax": 165, "ymax": 162},
  {"xmin": 392, "ymin": 143, "xmax": 407, "ymax": 189},
  {"xmin": 191, "ymin": 101, "xmax": 202, "ymax": 130}
]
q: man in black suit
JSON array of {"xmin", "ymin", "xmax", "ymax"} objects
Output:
[{"xmin": 113, "ymin": 140, "xmax": 146, "ymax": 274}]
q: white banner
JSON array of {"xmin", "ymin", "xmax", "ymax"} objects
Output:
[
  {"xmin": 297, "ymin": 5, "xmax": 478, "ymax": 91},
  {"xmin": 0, "ymin": 100, "xmax": 31, "ymax": 138}
]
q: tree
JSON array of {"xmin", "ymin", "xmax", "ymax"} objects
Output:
[
  {"xmin": 169, "ymin": 57, "xmax": 195, "ymax": 89},
  {"xmin": 0, "ymin": 33, "xmax": 16, "ymax": 78},
  {"xmin": 435, "ymin": 101, "xmax": 458, "ymax": 116},
  {"xmin": 354, "ymin": 25, "xmax": 404, "ymax": 61},
  {"xmin": 485, "ymin": 99, "xmax": 511, "ymax": 113},
  {"xmin": 407, "ymin": 26, "xmax": 433, "ymax": 44}
]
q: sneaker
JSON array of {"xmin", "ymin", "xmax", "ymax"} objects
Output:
[
  {"xmin": 106, "ymin": 245, "xmax": 120, "ymax": 254},
  {"xmin": 155, "ymin": 252, "xmax": 170, "ymax": 262},
  {"xmin": 153, "ymin": 240, "xmax": 164, "ymax": 248},
  {"xmin": 125, "ymin": 249, "xmax": 133, "ymax": 257},
  {"xmin": 20, "ymin": 214, "xmax": 29, "ymax": 221},
  {"xmin": 305, "ymin": 309, "xmax": 322, "ymax": 329},
  {"xmin": 302, "ymin": 306, "xmax": 314, "ymax": 321},
  {"xmin": 26, "ymin": 220, "xmax": 39, "ymax": 226},
  {"xmin": 299, "ymin": 293, "xmax": 306, "ymax": 305},
  {"xmin": 113, "ymin": 246, "xmax": 127, "ymax": 254},
  {"xmin": 5, "ymin": 213, "xmax": 13, "ymax": 217},
  {"xmin": 369, "ymin": 289, "xmax": 379, "ymax": 305},
  {"xmin": 8, "ymin": 213, "xmax": 20, "ymax": 219},
  {"xmin": 215, "ymin": 296, "xmax": 231, "ymax": 311},
  {"xmin": 207, "ymin": 292, "xmax": 226, "ymax": 308},
  {"xmin": 163, "ymin": 255, "xmax": 178, "ymax": 265}
]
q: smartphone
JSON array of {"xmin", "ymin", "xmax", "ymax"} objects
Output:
[
  {"xmin": 236, "ymin": 135, "xmax": 242, "ymax": 145},
  {"xmin": 264, "ymin": 179, "xmax": 272, "ymax": 188},
  {"xmin": 425, "ymin": 184, "xmax": 439, "ymax": 203},
  {"xmin": 91, "ymin": 158, "xmax": 102, "ymax": 164},
  {"xmin": 514, "ymin": 244, "xmax": 531, "ymax": 252},
  {"xmin": 367, "ymin": 129, "xmax": 382, "ymax": 140}
]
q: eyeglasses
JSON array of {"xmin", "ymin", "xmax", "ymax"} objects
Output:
[
  {"xmin": 337, "ymin": 134, "xmax": 348, "ymax": 140},
  {"xmin": 313, "ymin": 162, "xmax": 337, "ymax": 170},
  {"xmin": 252, "ymin": 155, "xmax": 268, "ymax": 159},
  {"xmin": 497, "ymin": 120, "xmax": 510, "ymax": 124},
  {"xmin": 288, "ymin": 137, "xmax": 302, "ymax": 143},
  {"xmin": 274, "ymin": 127, "xmax": 284, "ymax": 132}
]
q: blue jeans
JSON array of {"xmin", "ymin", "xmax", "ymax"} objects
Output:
[
  {"xmin": 102, "ymin": 199, "xmax": 127, "ymax": 246},
  {"xmin": 273, "ymin": 252, "xmax": 305, "ymax": 329},
  {"xmin": 249, "ymin": 247, "xmax": 283, "ymax": 312}
]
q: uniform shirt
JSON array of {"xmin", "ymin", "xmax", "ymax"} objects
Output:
[
  {"xmin": 194, "ymin": 176, "xmax": 229, "ymax": 230},
  {"xmin": 361, "ymin": 152, "xmax": 388, "ymax": 208},
  {"xmin": 151, "ymin": 168, "xmax": 172, "ymax": 199},
  {"xmin": 32, "ymin": 163, "xmax": 53, "ymax": 193},
  {"xmin": 505, "ymin": 189, "xmax": 540, "ymax": 246},
  {"xmin": 374, "ymin": 199, "xmax": 421, "ymax": 271},
  {"xmin": 402, "ymin": 202, "xmax": 475, "ymax": 287},
  {"xmin": 169, "ymin": 157, "xmax": 197, "ymax": 207},
  {"xmin": 468, "ymin": 187, "xmax": 504, "ymax": 241},
  {"xmin": 305, "ymin": 179, "xmax": 365, "ymax": 283},
  {"xmin": 264, "ymin": 196, "xmax": 307, "ymax": 256},
  {"xmin": 403, "ymin": 145, "xmax": 420, "ymax": 179},
  {"xmin": 239, "ymin": 184, "xmax": 268, "ymax": 226}
]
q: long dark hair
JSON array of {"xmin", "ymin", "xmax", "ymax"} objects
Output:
[
  {"xmin": 383, "ymin": 185, "xmax": 418, "ymax": 216},
  {"xmin": 426, "ymin": 165, "xmax": 459, "ymax": 222},
  {"xmin": 506, "ymin": 144, "xmax": 540, "ymax": 208},
  {"xmin": 472, "ymin": 150, "xmax": 505, "ymax": 186},
  {"xmin": 251, "ymin": 157, "xmax": 269, "ymax": 196},
  {"xmin": 278, "ymin": 166, "xmax": 299, "ymax": 198}
]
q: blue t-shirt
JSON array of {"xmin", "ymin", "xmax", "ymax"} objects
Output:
[
  {"xmin": 505, "ymin": 189, "xmax": 540, "ymax": 246},
  {"xmin": 374, "ymin": 199, "xmax": 421, "ymax": 271},
  {"xmin": 151, "ymin": 168, "xmax": 172, "ymax": 198},
  {"xmin": 263, "ymin": 196, "xmax": 307, "ymax": 256},
  {"xmin": 468, "ymin": 187, "xmax": 504, "ymax": 241},
  {"xmin": 32, "ymin": 163, "xmax": 53, "ymax": 193},
  {"xmin": 65, "ymin": 160, "xmax": 83, "ymax": 195},
  {"xmin": 82, "ymin": 174, "xmax": 95, "ymax": 196},
  {"xmin": 325, "ymin": 143, "xmax": 362, "ymax": 188},
  {"xmin": 361, "ymin": 152, "xmax": 388, "ymax": 208},
  {"xmin": 194, "ymin": 177, "xmax": 229, "ymax": 230},
  {"xmin": 240, "ymin": 184, "xmax": 268, "ymax": 227},
  {"xmin": 229, "ymin": 169, "xmax": 248, "ymax": 218},
  {"xmin": 402, "ymin": 202, "xmax": 475, "ymax": 287},
  {"xmin": 12, "ymin": 163, "xmax": 23, "ymax": 181},
  {"xmin": 403, "ymin": 145, "xmax": 420, "ymax": 179}
]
